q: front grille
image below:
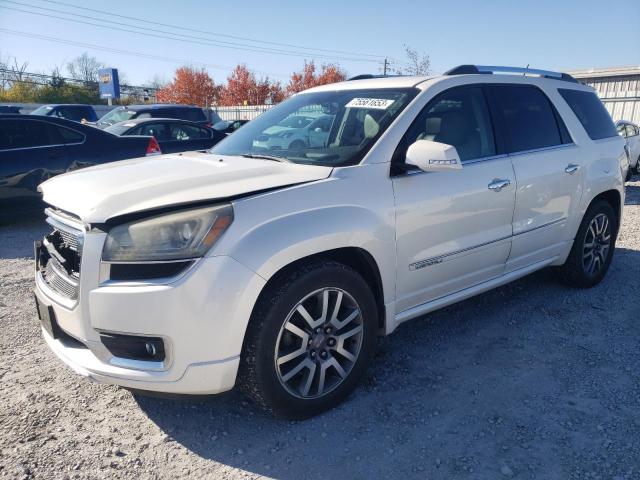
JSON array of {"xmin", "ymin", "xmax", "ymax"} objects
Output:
[
  {"xmin": 42, "ymin": 256, "xmax": 79, "ymax": 300},
  {"xmin": 39, "ymin": 214, "xmax": 84, "ymax": 301},
  {"xmin": 57, "ymin": 228, "xmax": 80, "ymax": 251}
]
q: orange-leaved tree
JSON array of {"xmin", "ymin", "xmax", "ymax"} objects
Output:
[
  {"xmin": 156, "ymin": 66, "xmax": 220, "ymax": 106},
  {"xmin": 286, "ymin": 61, "xmax": 347, "ymax": 96},
  {"xmin": 218, "ymin": 65, "xmax": 285, "ymax": 106}
]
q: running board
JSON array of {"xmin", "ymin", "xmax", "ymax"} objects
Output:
[{"xmin": 392, "ymin": 257, "xmax": 558, "ymax": 328}]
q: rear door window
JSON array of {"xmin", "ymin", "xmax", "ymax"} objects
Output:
[
  {"xmin": 169, "ymin": 123, "xmax": 209, "ymax": 140},
  {"xmin": 558, "ymin": 89, "xmax": 618, "ymax": 140},
  {"xmin": 0, "ymin": 119, "xmax": 57, "ymax": 150},
  {"xmin": 138, "ymin": 122, "xmax": 170, "ymax": 140},
  {"xmin": 491, "ymin": 85, "xmax": 563, "ymax": 153},
  {"xmin": 58, "ymin": 107, "xmax": 82, "ymax": 122},
  {"xmin": 181, "ymin": 108, "xmax": 206, "ymax": 122}
]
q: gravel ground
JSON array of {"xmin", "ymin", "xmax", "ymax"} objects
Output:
[{"xmin": 1, "ymin": 178, "xmax": 639, "ymax": 480}]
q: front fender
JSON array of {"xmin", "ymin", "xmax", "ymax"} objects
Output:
[{"xmin": 211, "ymin": 168, "xmax": 397, "ymax": 305}]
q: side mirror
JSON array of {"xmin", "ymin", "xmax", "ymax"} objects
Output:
[{"xmin": 405, "ymin": 140, "xmax": 462, "ymax": 172}]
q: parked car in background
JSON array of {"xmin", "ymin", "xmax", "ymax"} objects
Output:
[
  {"xmin": 95, "ymin": 104, "xmax": 209, "ymax": 128},
  {"xmin": 105, "ymin": 118, "xmax": 225, "ymax": 154},
  {"xmin": 34, "ymin": 65, "xmax": 626, "ymax": 419},
  {"xmin": 616, "ymin": 120, "xmax": 639, "ymax": 178},
  {"xmin": 213, "ymin": 119, "xmax": 250, "ymax": 135},
  {"xmin": 0, "ymin": 105, "xmax": 22, "ymax": 114},
  {"xmin": 30, "ymin": 104, "xmax": 98, "ymax": 123},
  {"xmin": 0, "ymin": 114, "xmax": 161, "ymax": 219},
  {"xmin": 253, "ymin": 114, "xmax": 334, "ymax": 150}
]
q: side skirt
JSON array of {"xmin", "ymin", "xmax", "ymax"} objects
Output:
[{"xmin": 389, "ymin": 256, "xmax": 558, "ymax": 332}]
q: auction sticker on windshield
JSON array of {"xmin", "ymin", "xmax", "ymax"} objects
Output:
[{"xmin": 346, "ymin": 98, "xmax": 396, "ymax": 109}]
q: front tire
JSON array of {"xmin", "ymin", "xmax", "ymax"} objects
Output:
[
  {"xmin": 238, "ymin": 261, "xmax": 378, "ymax": 419},
  {"xmin": 556, "ymin": 200, "xmax": 617, "ymax": 288}
]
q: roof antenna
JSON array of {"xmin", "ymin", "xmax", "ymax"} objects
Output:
[{"xmin": 524, "ymin": 64, "xmax": 530, "ymax": 76}]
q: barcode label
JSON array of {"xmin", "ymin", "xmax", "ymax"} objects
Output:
[{"xmin": 345, "ymin": 98, "xmax": 395, "ymax": 110}]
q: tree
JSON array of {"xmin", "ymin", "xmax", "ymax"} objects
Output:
[
  {"xmin": 218, "ymin": 64, "xmax": 283, "ymax": 106},
  {"xmin": 391, "ymin": 46, "xmax": 430, "ymax": 76},
  {"xmin": 286, "ymin": 61, "xmax": 347, "ymax": 95},
  {"xmin": 156, "ymin": 66, "xmax": 219, "ymax": 106},
  {"xmin": 66, "ymin": 52, "xmax": 104, "ymax": 83},
  {"xmin": 49, "ymin": 66, "xmax": 65, "ymax": 88}
]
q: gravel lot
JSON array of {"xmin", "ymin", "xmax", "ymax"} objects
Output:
[{"xmin": 1, "ymin": 178, "xmax": 639, "ymax": 480}]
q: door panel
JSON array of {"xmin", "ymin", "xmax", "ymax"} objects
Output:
[
  {"xmin": 392, "ymin": 85, "xmax": 515, "ymax": 312},
  {"xmin": 506, "ymin": 146, "xmax": 583, "ymax": 271},
  {"xmin": 486, "ymin": 84, "xmax": 584, "ymax": 272},
  {"xmin": 393, "ymin": 158, "xmax": 515, "ymax": 311}
]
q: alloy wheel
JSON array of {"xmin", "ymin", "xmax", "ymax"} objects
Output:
[
  {"xmin": 274, "ymin": 287, "xmax": 364, "ymax": 399},
  {"xmin": 582, "ymin": 213, "xmax": 611, "ymax": 276}
]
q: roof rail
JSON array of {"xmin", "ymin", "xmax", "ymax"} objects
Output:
[
  {"xmin": 444, "ymin": 65, "xmax": 577, "ymax": 83},
  {"xmin": 347, "ymin": 74, "xmax": 406, "ymax": 81}
]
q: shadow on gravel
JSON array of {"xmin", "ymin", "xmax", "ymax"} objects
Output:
[
  {"xmin": 136, "ymin": 247, "xmax": 640, "ymax": 479},
  {"xmin": 0, "ymin": 214, "xmax": 48, "ymax": 260}
]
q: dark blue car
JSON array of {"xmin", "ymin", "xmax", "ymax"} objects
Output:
[
  {"xmin": 30, "ymin": 104, "xmax": 98, "ymax": 122},
  {"xmin": 95, "ymin": 104, "xmax": 210, "ymax": 128},
  {"xmin": 105, "ymin": 118, "xmax": 225, "ymax": 154},
  {"xmin": 0, "ymin": 114, "xmax": 160, "ymax": 219}
]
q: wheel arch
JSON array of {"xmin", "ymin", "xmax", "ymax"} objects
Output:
[
  {"xmin": 251, "ymin": 247, "xmax": 387, "ymax": 333},
  {"xmin": 589, "ymin": 189, "xmax": 622, "ymax": 234}
]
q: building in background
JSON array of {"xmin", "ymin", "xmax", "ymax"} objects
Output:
[{"xmin": 569, "ymin": 66, "xmax": 640, "ymax": 124}]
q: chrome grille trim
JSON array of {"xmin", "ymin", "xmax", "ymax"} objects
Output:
[
  {"xmin": 40, "ymin": 210, "xmax": 84, "ymax": 302},
  {"xmin": 43, "ymin": 260, "xmax": 79, "ymax": 299}
]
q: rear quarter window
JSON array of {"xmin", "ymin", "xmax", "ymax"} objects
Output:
[{"xmin": 558, "ymin": 89, "xmax": 618, "ymax": 140}]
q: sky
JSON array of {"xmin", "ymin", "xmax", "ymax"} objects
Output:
[{"xmin": 1, "ymin": 0, "xmax": 639, "ymax": 86}]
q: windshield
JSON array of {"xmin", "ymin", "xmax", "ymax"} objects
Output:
[
  {"xmin": 97, "ymin": 108, "xmax": 136, "ymax": 125},
  {"xmin": 210, "ymin": 88, "xmax": 418, "ymax": 166},
  {"xmin": 30, "ymin": 105, "xmax": 53, "ymax": 116}
]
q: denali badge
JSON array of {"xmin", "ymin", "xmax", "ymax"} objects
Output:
[{"xmin": 410, "ymin": 257, "xmax": 444, "ymax": 270}]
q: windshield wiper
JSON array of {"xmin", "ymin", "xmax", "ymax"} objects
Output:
[{"xmin": 241, "ymin": 153, "xmax": 290, "ymax": 163}]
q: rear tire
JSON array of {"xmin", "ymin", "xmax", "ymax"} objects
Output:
[
  {"xmin": 556, "ymin": 200, "xmax": 617, "ymax": 288},
  {"xmin": 238, "ymin": 260, "xmax": 377, "ymax": 419}
]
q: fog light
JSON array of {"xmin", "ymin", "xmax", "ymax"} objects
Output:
[{"xmin": 100, "ymin": 333, "xmax": 165, "ymax": 362}]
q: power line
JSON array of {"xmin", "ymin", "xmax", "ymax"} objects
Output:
[
  {"xmin": 0, "ymin": 0, "xmax": 384, "ymax": 64},
  {"xmin": 0, "ymin": 28, "xmax": 291, "ymax": 78},
  {"xmin": 30, "ymin": 0, "xmax": 386, "ymax": 60}
]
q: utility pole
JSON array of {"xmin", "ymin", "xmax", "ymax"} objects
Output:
[{"xmin": 383, "ymin": 58, "xmax": 388, "ymax": 76}]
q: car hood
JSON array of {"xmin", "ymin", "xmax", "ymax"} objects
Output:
[{"xmin": 40, "ymin": 151, "xmax": 332, "ymax": 223}]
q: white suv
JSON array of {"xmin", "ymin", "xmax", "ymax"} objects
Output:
[
  {"xmin": 616, "ymin": 120, "xmax": 640, "ymax": 179},
  {"xmin": 35, "ymin": 65, "xmax": 627, "ymax": 418}
]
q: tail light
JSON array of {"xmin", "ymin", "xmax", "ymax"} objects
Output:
[{"xmin": 145, "ymin": 137, "xmax": 162, "ymax": 156}]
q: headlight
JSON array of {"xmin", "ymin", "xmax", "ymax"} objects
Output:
[{"xmin": 102, "ymin": 205, "xmax": 233, "ymax": 262}]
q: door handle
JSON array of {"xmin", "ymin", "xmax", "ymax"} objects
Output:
[
  {"xmin": 488, "ymin": 179, "xmax": 511, "ymax": 192},
  {"xmin": 565, "ymin": 163, "xmax": 580, "ymax": 174}
]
